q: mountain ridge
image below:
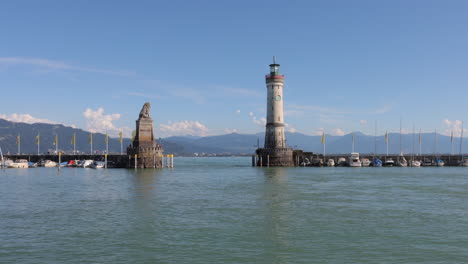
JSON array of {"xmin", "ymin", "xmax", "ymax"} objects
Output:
[{"xmin": 0, "ymin": 119, "xmax": 465, "ymax": 156}]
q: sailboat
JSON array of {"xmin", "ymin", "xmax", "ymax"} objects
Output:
[
  {"xmin": 0, "ymin": 145, "xmax": 4, "ymax": 168},
  {"xmin": 373, "ymin": 121, "xmax": 382, "ymax": 167},
  {"xmin": 434, "ymin": 129, "xmax": 444, "ymax": 167},
  {"xmin": 397, "ymin": 118, "xmax": 407, "ymax": 166},
  {"xmin": 384, "ymin": 131, "xmax": 395, "ymax": 166},
  {"xmin": 348, "ymin": 133, "xmax": 362, "ymax": 167}
]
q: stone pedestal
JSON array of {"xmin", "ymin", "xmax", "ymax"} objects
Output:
[
  {"xmin": 256, "ymin": 147, "xmax": 294, "ymax": 167},
  {"xmin": 127, "ymin": 103, "xmax": 164, "ymax": 168}
]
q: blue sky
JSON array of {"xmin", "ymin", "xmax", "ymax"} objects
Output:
[{"xmin": 1, "ymin": 0, "xmax": 468, "ymax": 138}]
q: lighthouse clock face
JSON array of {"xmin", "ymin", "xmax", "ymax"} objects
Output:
[{"xmin": 275, "ymin": 95, "xmax": 281, "ymax": 101}]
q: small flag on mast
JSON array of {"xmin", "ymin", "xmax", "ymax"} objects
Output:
[
  {"xmin": 119, "ymin": 131, "xmax": 123, "ymax": 143},
  {"xmin": 16, "ymin": 135, "xmax": 20, "ymax": 145},
  {"xmin": 89, "ymin": 133, "xmax": 93, "ymax": 144},
  {"xmin": 321, "ymin": 131, "xmax": 325, "ymax": 144},
  {"xmin": 385, "ymin": 131, "xmax": 388, "ymax": 144},
  {"xmin": 451, "ymin": 131, "xmax": 453, "ymax": 143},
  {"xmin": 71, "ymin": 133, "xmax": 76, "ymax": 145},
  {"xmin": 53, "ymin": 135, "xmax": 58, "ymax": 145},
  {"xmin": 105, "ymin": 133, "xmax": 108, "ymax": 145},
  {"xmin": 36, "ymin": 134, "xmax": 40, "ymax": 145}
]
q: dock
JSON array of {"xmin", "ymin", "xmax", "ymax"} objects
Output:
[{"xmin": 3, "ymin": 154, "xmax": 174, "ymax": 168}]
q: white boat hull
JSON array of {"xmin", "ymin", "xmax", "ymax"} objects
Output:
[{"xmin": 8, "ymin": 163, "xmax": 29, "ymax": 168}]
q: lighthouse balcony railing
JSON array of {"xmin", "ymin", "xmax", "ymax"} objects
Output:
[{"xmin": 265, "ymin": 74, "xmax": 284, "ymax": 79}]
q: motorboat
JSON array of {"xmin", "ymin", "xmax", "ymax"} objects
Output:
[
  {"xmin": 361, "ymin": 158, "xmax": 371, "ymax": 167},
  {"xmin": 300, "ymin": 157, "xmax": 311, "ymax": 166},
  {"xmin": 337, "ymin": 157, "xmax": 347, "ymax": 167},
  {"xmin": 66, "ymin": 160, "xmax": 78, "ymax": 167},
  {"xmin": 43, "ymin": 160, "xmax": 57, "ymax": 167},
  {"xmin": 28, "ymin": 162, "xmax": 38, "ymax": 168},
  {"xmin": 372, "ymin": 157, "xmax": 382, "ymax": 167},
  {"xmin": 80, "ymin": 160, "xmax": 94, "ymax": 168},
  {"xmin": 90, "ymin": 161, "xmax": 105, "ymax": 169},
  {"xmin": 384, "ymin": 158, "xmax": 395, "ymax": 167},
  {"xmin": 411, "ymin": 160, "xmax": 421, "ymax": 167},
  {"xmin": 435, "ymin": 159, "xmax": 445, "ymax": 167},
  {"xmin": 348, "ymin": 152, "xmax": 362, "ymax": 167},
  {"xmin": 327, "ymin": 159, "xmax": 335, "ymax": 167},
  {"xmin": 422, "ymin": 158, "xmax": 433, "ymax": 166},
  {"xmin": 8, "ymin": 159, "xmax": 29, "ymax": 168},
  {"xmin": 459, "ymin": 158, "xmax": 468, "ymax": 167},
  {"xmin": 59, "ymin": 161, "xmax": 68, "ymax": 167},
  {"xmin": 397, "ymin": 157, "xmax": 408, "ymax": 167},
  {"xmin": 3, "ymin": 159, "xmax": 14, "ymax": 168},
  {"xmin": 311, "ymin": 158, "xmax": 323, "ymax": 167}
]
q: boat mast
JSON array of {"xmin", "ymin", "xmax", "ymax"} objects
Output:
[
  {"xmin": 412, "ymin": 123, "xmax": 415, "ymax": 162},
  {"xmin": 399, "ymin": 117, "xmax": 402, "ymax": 163},
  {"xmin": 374, "ymin": 120, "xmax": 377, "ymax": 157},
  {"xmin": 460, "ymin": 121, "xmax": 464, "ymax": 159},
  {"xmin": 0, "ymin": 145, "xmax": 3, "ymax": 167},
  {"xmin": 433, "ymin": 129, "xmax": 437, "ymax": 161}
]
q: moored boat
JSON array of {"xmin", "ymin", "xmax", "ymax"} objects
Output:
[
  {"xmin": 90, "ymin": 161, "xmax": 105, "ymax": 169},
  {"xmin": 337, "ymin": 157, "xmax": 347, "ymax": 167},
  {"xmin": 348, "ymin": 152, "xmax": 362, "ymax": 167},
  {"xmin": 459, "ymin": 158, "xmax": 468, "ymax": 167},
  {"xmin": 435, "ymin": 159, "xmax": 444, "ymax": 167},
  {"xmin": 80, "ymin": 160, "xmax": 94, "ymax": 168},
  {"xmin": 43, "ymin": 160, "xmax": 57, "ymax": 167},
  {"xmin": 372, "ymin": 157, "xmax": 382, "ymax": 167},
  {"xmin": 411, "ymin": 160, "xmax": 421, "ymax": 167},
  {"xmin": 397, "ymin": 157, "xmax": 408, "ymax": 167},
  {"xmin": 384, "ymin": 158, "xmax": 395, "ymax": 167},
  {"xmin": 361, "ymin": 158, "xmax": 371, "ymax": 167},
  {"xmin": 8, "ymin": 159, "xmax": 29, "ymax": 168},
  {"xmin": 327, "ymin": 159, "xmax": 335, "ymax": 167}
]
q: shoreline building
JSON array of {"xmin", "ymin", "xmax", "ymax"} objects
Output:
[{"xmin": 256, "ymin": 57, "xmax": 294, "ymax": 166}]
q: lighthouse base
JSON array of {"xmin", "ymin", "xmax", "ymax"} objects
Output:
[{"xmin": 255, "ymin": 148, "xmax": 294, "ymax": 167}]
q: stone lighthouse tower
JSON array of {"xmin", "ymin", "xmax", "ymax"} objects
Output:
[{"xmin": 256, "ymin": 57, "xmax": 294, "ymax": 166}]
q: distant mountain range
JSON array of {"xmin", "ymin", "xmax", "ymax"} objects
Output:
[{"xmin": 0, "ymin": 118, "xmax": 465, "ymax": 156}]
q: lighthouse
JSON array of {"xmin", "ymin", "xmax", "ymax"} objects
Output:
[
  {"xmin": 256, "ymin": 57, "xmax": 294, "ymax": 166},
  {"xmin": 264, "ymin": 56, "xmax": 286, "ymax": 149}
]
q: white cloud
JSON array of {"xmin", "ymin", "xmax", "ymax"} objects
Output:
[
  {"xmin": 157, "ymin": 120, "xmax": 210, "ymax": 137},
  {"xmin": 360, "ymin": 119, "xmax": 368, "ymax": 125},
  {"xmin": 331, "ymin": 128, "xmax": 346, "ymax": 136},
  {"xmin": 442, "ymin": 119, "xmax": 466, "ymax": 137},
  {"xmin": 248, "ymin": 111, "xmax": 266, "ymax": 127},
  {"xmin": 311, "ymin": 128, "xmax": 325, "ymax": 136},
  {"xmin": 224, "ymin": 128, "xmax": 238, "ymax": 134},
  {"xmin": 0, "ymin": 57, "xmax": 135, "ymax": 76},
  {"xmin": 83, "ymin": 107, "xmax": 131, "ymax": 137},
  {"xmin": 252, "ymin": 116, "xmax": 266, "ymax": 126},
  {"xmin": 0, "ymin": 113, "xmax": 59, "ymax": 124}
]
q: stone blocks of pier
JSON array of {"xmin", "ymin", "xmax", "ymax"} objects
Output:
[{"xmin": 256, "ymin": 147, "xmax": 294, "ymax": 167}]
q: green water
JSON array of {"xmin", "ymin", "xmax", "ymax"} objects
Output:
[{"xmin": 1, "ymin": 157, "xmax": 468, "ymax": 263}]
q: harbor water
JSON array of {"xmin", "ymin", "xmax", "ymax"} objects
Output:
[{"xmin": 1, "ymin": 157, "xmax": 468, "ymax": 263}]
